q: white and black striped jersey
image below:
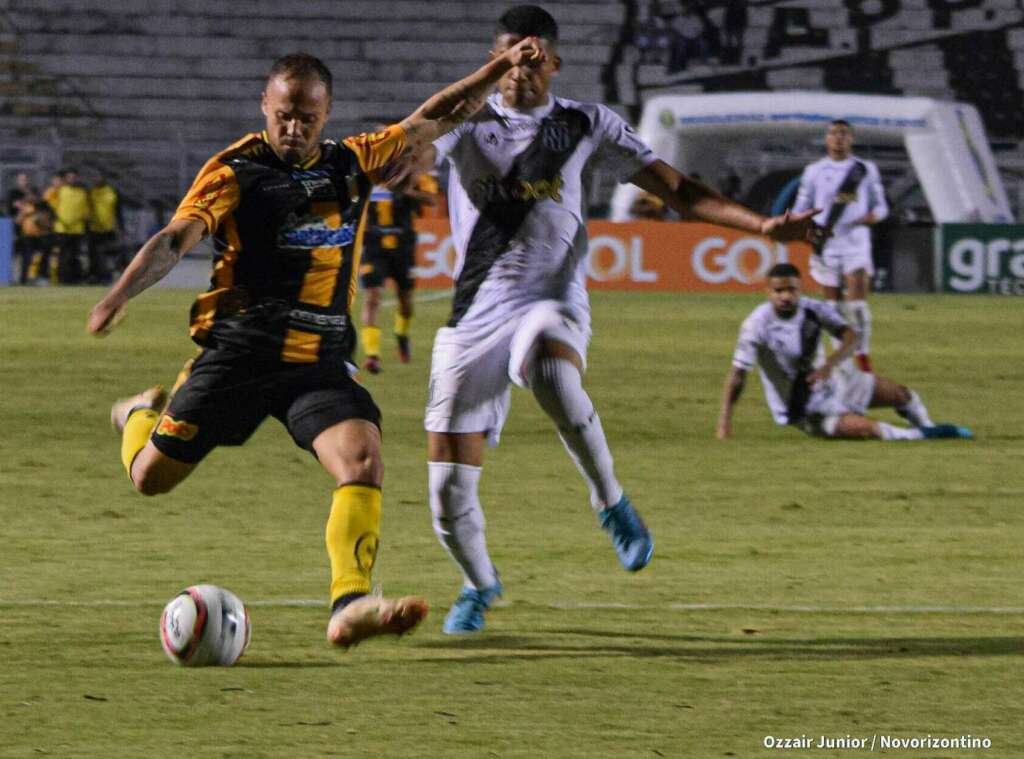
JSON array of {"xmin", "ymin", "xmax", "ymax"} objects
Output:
[
  {"xmin": 732, "ymin": 298, "xmax": 848, "ymax": 425},
  {"xmin": 433, "ymin": 93, "xmax": 656, "ymax": 328},
  {"xmin": 792, "ymin": 156, "xmax": 888, "ymax": 251}
]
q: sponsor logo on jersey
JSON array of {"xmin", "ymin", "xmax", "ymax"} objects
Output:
[
  {"xmin": 278, "ymin": 215, "xmax": 356, "ymax": 249},
  {"xmin": 287, "ymin": 309, "xmax": 349, "ymax": 332},
  {"xmin": 156, "ymin": 416, "xmax": 199, "ymax": 442},
  {"xmin": 193, "ymin": 174, "xmax": 229, "ymax": 210},
  {"xmin": 470, "ymin": 174, "xmax": 564, "ymax": 206},
  {"xmin": 836, "ymin": 191, "xmax": 857, "ymax": 203}
]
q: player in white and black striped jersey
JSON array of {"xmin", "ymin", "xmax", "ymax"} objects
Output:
[
  {"xmin": 383, "ymin": 5, "xmax": 821, "ymax": 636},
  {"xmin": 717, "ymin": 263, "xmax": 971, "ymax": 442},
  {"xmin": 793, "ymin": 120, "xmax": 888, "ymax": 373}
]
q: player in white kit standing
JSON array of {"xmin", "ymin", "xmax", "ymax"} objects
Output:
[
  {"xmin": 793, "ymin": 119, "xmax": 888, "ymax": 373},
  {"xmin": 415, "ymin": 5, "xmax": 820, "ymax": 633}
]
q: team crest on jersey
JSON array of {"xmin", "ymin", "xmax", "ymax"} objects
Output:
[
  {"xmin": 279, "ymin": 214, "xmax": 356, "ymax": 249},
  {"xmin": 541, "ymin": 120, "xmax": 571, "ymax": 152},
  {"xmin": 156, "ymin": 416, "xmax": 198, "ymax": 442}
]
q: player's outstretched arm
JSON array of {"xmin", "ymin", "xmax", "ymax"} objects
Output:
[
  {"xmin": 399, "ymin": 36, "xmax": 545, "ymax": 150},
  {"xmin": 717, "ymin": 366, "xmax": 747, "ymax": 440},
  {"xmin": 630, "ymin": 160, "xmax": 821, "ymax": 243},
  {"xmin": 87, "ymin": 217, "xmax": 206, "ymax": 335}
]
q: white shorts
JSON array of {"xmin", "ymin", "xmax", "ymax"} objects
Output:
[
  {"xmin": 809, "ymin": 243, "xmax": 874, "ymax": 289},
  {"xmin": 800, "ymin": 362, "xmax": 876, "ymax": 436},
  {"xmin": 424, "ymin": 300, "xmax": 591, "ymax": 447}
]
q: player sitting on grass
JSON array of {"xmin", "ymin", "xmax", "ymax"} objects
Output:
[{"xmin": 717, "ymin": 263, "xmax": 972, "ymax": 441}]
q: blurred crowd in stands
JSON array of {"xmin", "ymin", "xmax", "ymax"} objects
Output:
[
  {"xmin": 5, "ymin": 168, "xmax": 124, "ymax": 286},
  {"xmin": 633, "ymin": 0, "xmax": 747, "ymax": 71}
]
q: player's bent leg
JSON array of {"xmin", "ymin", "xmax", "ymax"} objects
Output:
[
  {"xmin": 111, "ymin": 385, "xmax": 196, "ymax": 496},
  {"xmin": 827, "ymin": 414, "xmax": 885, "ymax": 439},
  {"xmin": 525, "ymin": 339, "xmax": 652, "ymax": 572},
  {"xmin": 314, "ymin": 418, "xmax": 384, "ymax": 487},
  {"xmin": 314, "ymin": 420, "xmax": 428, "ymax": 647},
  {"xmin": 869, "ymin": 376, "xmax": 936, "ymax": 428},
  {"xmin": 129, "ymin": 443, "xmax": 198, "ymax": 496},
  {"xmin": 826, "ymin": 413, "xmax": 969, "ymax": 441},
  {"xmin": 427, "ymin": 431, "xmax": 502, "ymax": 634}
]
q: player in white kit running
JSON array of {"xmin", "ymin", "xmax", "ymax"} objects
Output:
[
  {"xmin": 408, "ymin": 5, "xmax": 820, "ymax": 634},
  {"xmin": 717, "ymin": 263, "xmax": 972, "ymax": 442},
  {"xmin": 793, "ymin": 119, "xmax": 888, "ymax": 373}
]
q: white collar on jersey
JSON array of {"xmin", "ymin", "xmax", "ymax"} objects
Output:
[{"xmin": 488, "ymin": 92, "xmax": 556, "ymax": 122}]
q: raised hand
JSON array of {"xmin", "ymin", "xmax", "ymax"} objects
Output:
[
  {"xmin": 759, "ymin": 209, "xmax": 823, "ymax": 243},
  {"xmin": 501, "ymin": 35, "xmax": 546, "ymax": 68}
]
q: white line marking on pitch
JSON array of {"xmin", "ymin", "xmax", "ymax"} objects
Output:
[{"xmin": 2, "ymin": 599, "xmax": 1023, "ymax": 614}]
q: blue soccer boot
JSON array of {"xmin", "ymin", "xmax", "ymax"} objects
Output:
[
  {"xmin": 922, "ymin": 424, "xmax": 974, "ymax": 440},
  {"xmin": 442, "ymin": 577, "xmax": 503, "ymax": 635},
  {"xmin": 599, "ymin": 494, "xmax": 654, "ymax": 572}
]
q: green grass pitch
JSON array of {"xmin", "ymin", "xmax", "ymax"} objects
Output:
[{"xmin": 0, "ymin": 286, "xmax": 1021, "ymax": 758}]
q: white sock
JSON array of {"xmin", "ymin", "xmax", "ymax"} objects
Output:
[
  {"xmin": 530, "ymin": 357, "xmax": 623, "ymax": 511},
  {"xmin": 897, "ymin": 389, "xmax": 933, "ymax": 428},
  {"xmin": 828, "ymin": 300, "xmax": 844, "ymax": 350},
  {"xmin": 427, "ymin": 462, "xmax": 497, "ymax": 590},
  {"xmin": 877, "ymin": 422, "xmax": 924, "ymax": 441},
  {"xmin": 847, "ymin": 299, "xmax": 872, "ymax": 356}
]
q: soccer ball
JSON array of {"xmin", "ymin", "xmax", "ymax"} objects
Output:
[{"xmin": 159, "ymin": 584, "xmax": 251, "ymax": 667}]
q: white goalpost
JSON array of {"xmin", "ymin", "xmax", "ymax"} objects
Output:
[{"xmin": 610, "ymin": 91, "xmax": 1013, "ymax": 224}]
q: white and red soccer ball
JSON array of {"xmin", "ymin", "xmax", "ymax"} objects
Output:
[{"xmin": 160, "ymin": 584, "xmax": 251, "ymax": 667}]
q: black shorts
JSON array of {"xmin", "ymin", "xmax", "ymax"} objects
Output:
[
  {"xmin": 151, "ymin": 348, "xmax": 381, "ymax": 464},
  {"xmin": 359, "ymin": 244, "xmax": 416, "ymax": 290}
]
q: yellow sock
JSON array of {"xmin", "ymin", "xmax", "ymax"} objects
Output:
[
  {"xmin": 121, "ymin": 409, "xmax": 159, "ymax": 476},
  {"xmin": 394, "ymin": 313, "xmax": 411, "ymax": 337},
  {"xmin": 326, "ymin": 484, "xmax": 382, "ymax": 603},
  {"xmin": 27, "ymin": 253, "xmax": 42, "ymax": 279},
  {"xmin": 362, "ymin": 325, "xmax": 382, "ymax": 358}
]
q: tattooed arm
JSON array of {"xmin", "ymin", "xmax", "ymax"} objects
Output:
[
  {"xmin": 399, "ymin": 36, "xmax": 545, "ymax": 151},
  {"xmin": 87, "ymin": 217, "xmax": 207, "ymax": 335}
]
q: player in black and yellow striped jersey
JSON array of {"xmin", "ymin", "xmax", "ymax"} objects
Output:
[
  {"xmin": 88, "ymin": 40, "xmax": 548, "ymax": 649},
  {"xmin": 359, "ymin": 167, "xmax": 439, "ymax": 373}
]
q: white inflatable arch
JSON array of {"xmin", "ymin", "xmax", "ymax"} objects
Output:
[{"xmin": 610, "ymin": 91, "xmax": 1012, "ymax": 224}]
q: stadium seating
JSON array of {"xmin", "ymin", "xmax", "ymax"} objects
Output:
[
  {"xmin": 622, "ymin": 0, "xmax": 1024, "ymax": 141},
  {"xmin": 0, "ymin": 0, "xmax": 624, "ymax": 205}
]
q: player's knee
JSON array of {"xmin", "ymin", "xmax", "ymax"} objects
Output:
[
  {"xmin": 130, "ymin": 467, "xmax": 173, "ymax": 497},
  {"xmin": 339, "ymin": 447, "xmax": 383, "ymax": 487},
  {"xmin": 895, "ymin": 384, "xmax": 912, "ymax": 406}
]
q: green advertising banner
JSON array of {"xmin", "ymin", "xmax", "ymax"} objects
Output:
[{"xmin": 937, "ymin": 224, "xmax": 1024, "ymax": 295}]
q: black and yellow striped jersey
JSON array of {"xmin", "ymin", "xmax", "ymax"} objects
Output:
[
  {"xmin": 172, "ymin": 125, "xmax": 406, "ymax": 363},
  {"xmin": 364, "ymin": 186, "xmax": 419, "ymax": 253}
]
